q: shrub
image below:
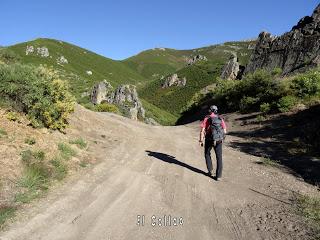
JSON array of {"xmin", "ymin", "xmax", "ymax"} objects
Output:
[
  {"xmin": 0, "ymin": 49, "xmax": 20, "ymax": 64},
  {"xmin": 277, "ymin": 96, "xmax": 298, "ymax": 113},
  {"xmin": 256, "ymin": 115, "xmax": 266, "ymax": 123},
  {"xmin": 69, "ymin": 138, "xmax": 87, "ymax": 149},
  {"xmin": 0, "ymin": 64, "xmax": 75, "ymax": 131},
  {"xmin": 5, "ymin": 111, "xmax": 19, "ymax": 121},
  {"xmin": 95, "ymin": 102, "xmax": 119, "ymax": 113},
  {"xmin": 239, "ymin": 96, "xmax": 259, "ymax": 113},
  {"xmin": 271, "ymin": 67, "xmax": 282, "ymax": 76},
  {"xmin": 291, "ymin": 71, "xmax": 320, "ymax": 98},
  {"xmin": 260, "ymin": 103, "xmax": 271, "ymax": 114}
]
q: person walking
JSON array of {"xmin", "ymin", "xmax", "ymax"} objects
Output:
[{"xmin": 199, "ymin": 105, "xmax": 227, "ymax": 181}]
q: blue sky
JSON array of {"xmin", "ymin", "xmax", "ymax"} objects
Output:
[{"xmin": 0, "ymin": 0, "xmax": 318, "ymax": 60}]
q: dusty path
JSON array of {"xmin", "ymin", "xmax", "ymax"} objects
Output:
[{"xmin": 0, "ymin": 106, "xmax": 318, "ymax": 240}]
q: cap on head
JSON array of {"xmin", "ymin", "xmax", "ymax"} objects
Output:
[{"xmin": 209, "ymin": 105, "xmax": 218, "ymax": 113}]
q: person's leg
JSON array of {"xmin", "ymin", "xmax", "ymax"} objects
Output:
[
  {"xmin": 204, "ymin": 138, "xmax": 213, "ymax": 174},
  {"xmin": 214, "ymin": 142, "xmax": 223, "ymax": 178}
]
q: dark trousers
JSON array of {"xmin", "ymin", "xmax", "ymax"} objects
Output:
[{"xmin": 204, "ymin": 138, "xmax": 223, "ymax": 178}]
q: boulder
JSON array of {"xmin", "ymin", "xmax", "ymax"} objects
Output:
[
  {"xmin": 245, "ymin": 4, "xmax": 320, "ymax": 75},
  {"xmin": 162, "ymin": 73, "xmax": 187, "ymax": 88}
]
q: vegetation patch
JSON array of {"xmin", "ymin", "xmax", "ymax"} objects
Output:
[
  {"xmin": 58, "ymin": 142, "xmax": 76, "ymax": 160},
  {"xmin": 50, "ymin": 157, "xmax": 68, "ymax": 180},
  {"xmin": 298, "ymin": 195, "xmax": 320, "ymax": 224},
  {"xmin": 69, "ymin": 137, "xmax": 87, "ymax": 149},
  {"xmin": 95, "ymin": 103, "xmax": 119, "ymax": 113},
  {"xmin": 260, "ymin": 157, "xmax": 280, "ymax": 167},
  {"xmin": 0, "ymin": 205, "xmax": 16, "ymax": 229},
  {"xmin": 25, "ymin": 137, "xmax": 36, "ymax": 145},
  {"xmin": 0, "ymin": 64, "xmax": 75, "ymax": 131},
  {"xmin": 0, "ymin": 128, "xmax": 7, "ymax": 137}
]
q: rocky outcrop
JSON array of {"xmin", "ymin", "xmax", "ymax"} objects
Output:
[
  {"xmin": 57, "ymin": 56, "xmax": 68, "ymax": 65},
  {"xmin": 90, "ymin": 82, "xmax": 145, "ymax": 121},
  {"xmin": 221, "ymin": 54, "xmax": 240, "ymax": 80},
  {"xmin": 90, "ymin": 80, "xmax": 113, "ymax": 105},
  {"xmin": 186, "ymin": 54, "xmax": 207, "ymax": 65},
  {"xmin": 25, "ymin": 46, "xmax": 49, "ymax": 57},
  {"xmin": 161, "ymin": 74, "xmax": 187, "ymax": 88},
  {"xmin": 245, "ymin": 4, "xmax": 320, "ymax": 75}
]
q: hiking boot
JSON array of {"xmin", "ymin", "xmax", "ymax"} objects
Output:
[{"xmin": 214, "ymin": 176, "xmax": 222, "ymax": 181}]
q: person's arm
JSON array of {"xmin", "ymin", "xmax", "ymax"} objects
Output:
[
  {"xmin": 199, "ymin": 127, "xmax": 205, "ymax": 146},
  {"xmin": 221, "ymin": 118, "xmax": 227, "ymax": 139},
  {"xmin": 199, "ymin": 118, "xmax": 207, "ymax": 146}
]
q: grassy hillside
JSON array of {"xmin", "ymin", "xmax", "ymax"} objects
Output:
[
  {"xmin": 8, "ymin": 38, "xmax": 147, "ymax": 102},
  {"xmin": 123, "ymin": 41, "xmax": 255, "ymax": 81},
  {"xmin": 6, "ymin": 38, "xmax": 255, "ymax": 125},
  {"xmin": 138, "ymin": 41, "xmax": 255, "ymax": 122}
]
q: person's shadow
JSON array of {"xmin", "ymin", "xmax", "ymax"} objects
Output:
[{"xmin": 145, "ymin": 150, "xmax": 209, "ymax": 177}]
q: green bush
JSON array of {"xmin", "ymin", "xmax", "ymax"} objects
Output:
[
  {"xmin": 0, "ymin": 49, "xmax": 20, "ymax": 64},
  {"xmin": 5, "ymin": 111, "xmax": 19, "ymax": 121},
  {"xmin": 0, "ymin": 64, "xmax": 75, "ymax": 131},
  {"xmin": 271, "ymin": 67, "xmax": 282, "ymax": 76},
  {"xmin": 277, "ymin": 96, "xmax": 298, "ymax": 113},
  {"xmin": 95, "ymin": 102, "xmax": 119, "ymax": 113},
  {"xmin": 291, "ymin": 71, "xmax": 320, "ymax": 98},
  {"xmin": 260, "ymin": 103, "xmax": 271, "ymax": 114},
  {"xmin": 239, "ymin": 96, "xmax": 259, "ymax": 113},
  {"xmin": 210, "ymin": 70, "xmax": 285, "ymax": 113}
]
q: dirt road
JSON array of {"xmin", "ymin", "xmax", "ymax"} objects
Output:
[{"xmin": 0, "ymin": 106, "xmax": 318, "ymax": 240}]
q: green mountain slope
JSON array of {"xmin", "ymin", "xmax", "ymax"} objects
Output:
[
  {"xmin": 6, "ymin": 38, "xmax": 255, "ymax": 125},
  {"xmin": 138, "ymin": 41, "xmax": 255, "ymax": 119},
  {"xmin": 8, "ymin": 38, "xmax": 147, "ymax": 101},
  {"xmin": 123, "ymin": 41, "xmax": 254, "ymax": 81}
]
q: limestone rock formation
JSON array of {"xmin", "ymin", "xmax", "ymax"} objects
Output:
[
  {"xmin": 162, "ymin": 73, "xmax": 187, "ymax": 88},
  {"xmin": 90, "ymin": 82, "xmax": 145, "ymax": 121},
  {"xmin": 25, "ymin": 46, "xmax": 49, "ymax": 57},
  {"xmin": 57, "ymin": 56, "xmax": 68, "ymax": 65},
  {"xmin": 245, "ymin": 4, "xmax": 320, "ymax": 75},
  {"xmin": 186, "ymin": 54, "xmax": 207, "ymax": 65},
  {"xmin": 25, "ymin": 46, "xmax": 34, "ymax": 55},
  {"xmin": 111, "ymin": 85, "xmax": 145, "ymax": 120},
  {"xmin": 36, "ymin": 47, "xmax": 49, "ymax": 57},
  {"xmin": 90, "ymin": 81, "xmax": 113, "ymax": 105},
  {"xmin": 220, "ymin": 54, "xmax": 240, "ymax": 80}
]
